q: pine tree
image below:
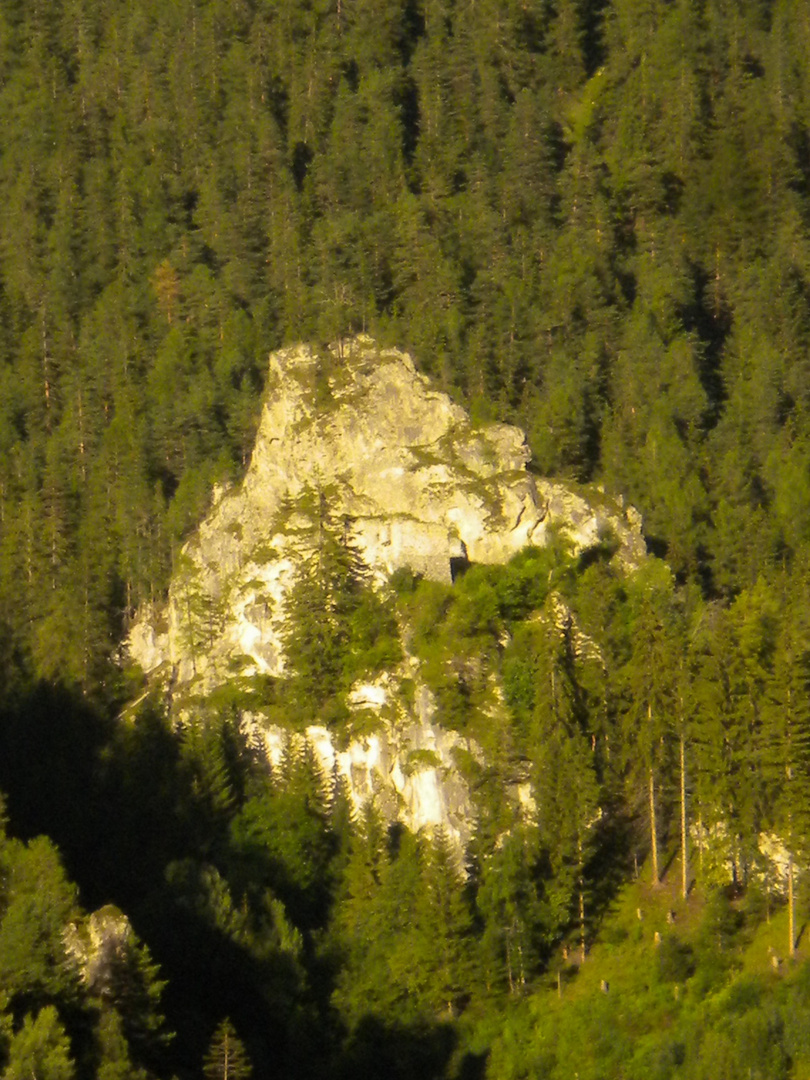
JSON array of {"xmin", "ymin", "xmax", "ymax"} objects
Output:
[
  {"xmin": 330, "ymin": 802, "xmax": 388, "ymax": 990},
  {"xmin": 760, "ymin": 576, "xmax": 810, "ymax": 957},
  {"xmin": 282, "ymin": 489, "xmax": 373, "ymax": 717},
  {"xmin": 477, "ymin": 824, "xmax": 550, "ymax": 994},
  {"xmin": 203, "ymin": 1019, "xmax": 252, "ymax": 1080},
  {"xmin": 96, "ymin": 1009, "xmax": 148, "ymax": 1080},
  {"xmin": 0, "ymin": 836, "xmax": 78, "ymax": 1003},
  {"xmin": 514, "ymin": 594, "xmax": 603, "ymax": 960},
  {"xmin": 419, "ymin": 828, "xmax": 477, "ymax": 1015}
]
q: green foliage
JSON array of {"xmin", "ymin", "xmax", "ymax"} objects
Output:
[
  {"xmin": 203, "ymin": 1019, "xmax": 252, "ymax": 1080},
  {"xmin": 2, "ymin": 0, "xmax": 810, "ymax": 698},
  {"xmin": 331, "ymin": 822, "xmax": 479, "ymax": 1027},
  {"xmin": 95, "ymin": 1010, "xmax": 148, "ymax": 1080},
  {"xmin": 0, "ymin": 836, "xmax": 78, "ymax": 1005},
  {"xmin": 229, "ymin": 741, "xmax": 336, "ymax": 928},
  {"xmin": 656, "ymin": 934, "xmax": 696, "ymax": 984},
  {"xmin": 100, "ymin": 938, "xmax": 169, "ymax": 1064},
  {"xmin": 0, "ymin": 791, "xmax": 172, "ymax": 1078},
  {"xmin": 398, "ymin": 545, "xmax": 579, "ymax": 743},
  {"xmin": 8, "ymin": 1, "xmax": 810, "ymax": 1076},
  {"xmin": 2, "ymin": 1007, "xmax": 74, "ymax": 1080},
  {"xmin": 696, "ymin": 888, "xmax": 745, "ymax": 964},
  {"xmin": 477, "ymin": 826, "xmax": 556, "ymax": 994},
  {"xmin": 281, "ymin": 491, "xmax": 400, "ymax": 723}
]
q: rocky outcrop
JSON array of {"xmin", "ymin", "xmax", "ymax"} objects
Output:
[
  {"xmin": 126, "ymin": 336, "xmax": 645, "ymax": 848},
  {"xmin": 128, "ymin": 336, "xmax": 644, "ymax": 691},
  {"xmin": 240, "ymin": 675, "xmax": 483, "ymax": 851},
  {"xmin": 63, "ymin": 905, "xmax": 133, "ymax": 996}
]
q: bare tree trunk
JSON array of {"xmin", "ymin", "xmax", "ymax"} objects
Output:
[
  {"xmin": 578, "ymin": 834, "xmax": 586, "ymax": 963},
  {"xmin": 788, "ymin": 853, "xmax": 796, "ymax": 959},
  {"xmin": 650, "ymin": 765, "xmax": 659, "ymax": 885},
  {"xmin": 648, "ymin": 702, "xmax": 660, "ymax": 885},
  {"xmin": 77, "ymin": 386, "xmax": 86, "ymax": 483},
  {"xmin": 680, "ymin": 732, "xmax": 688, "ymax": 900},
  {"xmin": 42, "ymin": 306, "xmax": 52, "ymax": 432}
]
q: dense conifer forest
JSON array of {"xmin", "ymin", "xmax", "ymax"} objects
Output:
[{"xmin": 4, "ymin": 0, "xmax": 810, "ymax": 1077}]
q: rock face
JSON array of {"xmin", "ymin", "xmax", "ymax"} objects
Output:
[
  {"xmin": 128, "ymin": 336, "xmax": 645, "ymax": 847},
  {"xmin": 63, "ymin": 905, "xmax": 134, "ymax": 996},
  {"xmin": 130, "ymin": 336, "xmax": 643, "ymax": 689},
  {"xmin": 240, "ymin": 675, "xmax": 484, "ymax": 850}
]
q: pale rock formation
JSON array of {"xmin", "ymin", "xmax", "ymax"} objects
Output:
[
  {"xmin": 63, "ymin": 905, "xmax": 133, "ymax": 995},
  {"xmin": 240, "ymin": 675, "xmax": 482, "ymax": 851},
  {"xmin": 690, "ymin": 820, "xmax": 802, "ymax": 891},
  {"xmin": 129, "ymin": 336, "xmax": 644, "ymax": 690},
  {"xmin": 127, "ymin": 336, "xmax": 646, "ymax": 847}
]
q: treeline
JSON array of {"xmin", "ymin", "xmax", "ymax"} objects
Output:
[{"xmin": 3, "ymin": 0, "xmax": 810, "ymax": 688}]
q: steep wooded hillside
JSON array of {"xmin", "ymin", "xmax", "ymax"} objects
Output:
[
  {"xmin": 2, "ymin": 0, "xmax": 810, "ymax": 691},
  {"xmin": 2, "ymin": 2, "xmax": 810, "ymax": 1078}
]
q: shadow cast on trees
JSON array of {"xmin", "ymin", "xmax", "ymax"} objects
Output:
[
  {"xmin": 147, "ymin": 900, "xmax": 311, "ymax": 1080},
  {"xmin": 586, "ymin": 807, "xmax": 638, "ymax": 930},
  {"xmin": 0, "ymin": 679, "xmax": 468, "ymax": 1080},
  {"xmin": 333, "ymin": 1015, "xmax": 459, "ymax": 1080},
  {"xmin": 0, "ymin": 683, "xmax": 205, "ymax": 910},
  {"xmin": 0, "ymin": 681, "xmax": 309, "ymax": 1075},
  {"xmin": 0, "ymin": 679, "xmax": 115, "ymax": 889}
]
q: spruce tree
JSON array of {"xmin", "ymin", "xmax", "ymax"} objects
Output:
[
  {"xmin": 2, "ymin": 1007, "xmax": 75, "ymax": 1080},
  {"xmin": 203, "ymin": 1019, "xmax": 252, "ymax": 1080},
  {"xmin": 760, "ymin": 576, "xmax": 810, "ymax": 956},
  {"xmin": 619, "ymin": 566, "xmax": 680, "ymax": 886},
  {"xmin": 282, "ymin": 489, "xmax": 375, "ymax": 719}
]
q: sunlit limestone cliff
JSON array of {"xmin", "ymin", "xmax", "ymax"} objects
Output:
[{"xmin": 129, "ymin": 337, "xmax": 645, "ymax": 846}]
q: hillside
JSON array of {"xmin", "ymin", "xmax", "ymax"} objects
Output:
[
  {"xmin": 2, "ymin": 349, "xmax": 809, "ymax": 1075},
  {"xmin": 3, "ymin": 0, "xmax": 810, "ymax": 690},
  {"xmin": 2, "ymin": 1, "xmax": 810, "ymax": 1078}
]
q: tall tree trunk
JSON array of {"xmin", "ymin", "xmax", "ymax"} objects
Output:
[
  {"xmin": 648, "ymin": 702, "xmax": 660, "ymax": 885},
  {"xmin": 680, "ymin": 732, "xmax": 688, "ymax": 900},
  {"xmin": 788, "ymin": 852, "xmax": 796, "ymax": 959},
  {"xmin": 578, "ymin": 833, "xmax": 586, "ymax": 963},
  {"xmin": 649, "ymin": 765, "xmax": 659, "ymax": 885},
  {"xmin": 42, "ymin": 306, "xmax": 52, "ymax": 432}
]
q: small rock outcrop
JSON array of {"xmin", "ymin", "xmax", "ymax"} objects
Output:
[{"xmin": 63, "ymin": 905, "xmax": 133, "ymax": 996}]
